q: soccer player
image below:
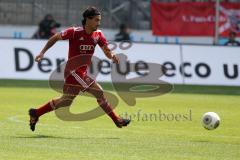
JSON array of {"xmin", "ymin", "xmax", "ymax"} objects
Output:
[{"xmin": 29, "ymin": 6, "xmax": 131, "ymax": 131}]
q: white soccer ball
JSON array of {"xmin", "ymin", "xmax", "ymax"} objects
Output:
[{"xmin": 202, "ymin": 112, "xmax": 220, "ymax": 130}]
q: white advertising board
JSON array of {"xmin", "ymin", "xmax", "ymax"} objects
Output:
[{"xmin": 0, "ymin": 39, "xmax": 239, "ymax": 86}]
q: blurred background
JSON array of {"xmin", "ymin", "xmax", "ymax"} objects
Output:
[{"xmin": 0, "ymin": 0, "xmax": 239, "ymax": 45}]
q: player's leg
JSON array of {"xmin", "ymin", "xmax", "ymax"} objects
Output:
[
  {"xmin": 86, "ymin": 82, "xmax": 131, "ymax": 128},
  {"xmin": 29, "ymin": 76, "xmax": 83, "ymax": 131},
  {"xmin": 29, "ymin": 99, "xmax": 57, "ymax": 132},
  {"xmin": 28, "ymin": 82, "xmax": 81, "ymax": 132},
  {"xmin": 30, "ymin": 93, "xmax": 77, "ymax": 116}
]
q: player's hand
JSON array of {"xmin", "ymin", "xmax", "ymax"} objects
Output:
[
  {"xmin": 35, "ymin": 53, "xmax": 44, "ymax": 62},
  {"xmin": 112, "ymin": 54, "xmax": 119, "ymax": 64}
]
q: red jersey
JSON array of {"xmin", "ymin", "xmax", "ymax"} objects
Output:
[{"xmin": 61, "ymin": 26, "xmax": 108, "ymax": 75}]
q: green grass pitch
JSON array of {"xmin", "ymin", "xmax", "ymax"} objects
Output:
[{"xmin": 0, "ymin": 80, "xmax": 239, "ymax": 160}]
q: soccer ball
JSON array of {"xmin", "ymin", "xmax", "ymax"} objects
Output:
[{"xmin": 201, "ymin": 112, "xmax": 220, "ymax": 130}]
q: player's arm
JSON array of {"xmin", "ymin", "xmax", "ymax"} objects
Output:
[
  {"xmin": 98, "ymin": 31, "xmax": 119, "ymax": 64},
  {"xmin": 35, "ymin": 33, "xmax": 62, "ymax": 62},
  {"xmin": 101, "ymin": 45, "xmax": 119, "ymax": 64}
]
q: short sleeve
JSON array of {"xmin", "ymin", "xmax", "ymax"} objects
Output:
[
  {"xmin": 61, "ymin": 27, "xmax": 74, "ymax": 40},
  {"xmin": 98, "ymin": 31, "xmax": 108, "ymax": 47}
]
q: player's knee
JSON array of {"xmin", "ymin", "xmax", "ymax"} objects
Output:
[
  {"xmin": 54, "ymin": 95, "xmax": 75, "ymax": 108},
  {"xmin": 62, "ymin": 98, "xmax": 74, "ymax": 106},
  {"xmin": 62, "ymin": 96, "xmax": 75, "ymax": 106}
]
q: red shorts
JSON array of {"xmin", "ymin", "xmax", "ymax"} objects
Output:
[{"xmin": 63, "ymin": 70, "xmax": 95, "ymax": 96}]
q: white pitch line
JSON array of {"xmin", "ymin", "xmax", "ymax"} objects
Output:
[
  {"xmin": 8, "ymin": 115, "xmax": 42, "ymax": 125},
  {"xmin": 7, "ymin": 115, "xmax": 82, "ymax": 129}
]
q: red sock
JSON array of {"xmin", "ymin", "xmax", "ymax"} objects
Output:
[
  {"xmin": 97, "ymin": 99, "xmax": 119, "ymax": 122},
  {"xmin": 36, "ymin": 100, "xmax": 55, "ymax": 117}
]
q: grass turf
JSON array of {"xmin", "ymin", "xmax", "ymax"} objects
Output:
[{"xmin": 0, "ymin": 80, "xmax": 239, "ymax": 160}]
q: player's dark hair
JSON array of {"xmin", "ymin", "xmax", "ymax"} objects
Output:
[{"xmin": 82, "ymin": 6, "xmax": 101, "ymax": 26}]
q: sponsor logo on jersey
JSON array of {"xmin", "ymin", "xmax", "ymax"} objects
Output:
[
  {"xmin": 79, "ymin": 45, "xmax": 94, "ymax": 51},
  {"xmin": 79, "ymin": 37, "xmax": 84, "ymax": 41}
]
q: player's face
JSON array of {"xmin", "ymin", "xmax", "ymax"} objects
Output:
[{"xmin": 88, "ymin": 15, "xmax": 101, "ymax": 31}]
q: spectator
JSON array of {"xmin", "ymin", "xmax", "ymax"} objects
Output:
[
  {"xmin": 115, "ymin": 24, "xmax": 131, "ymax": 42},
  {"xmin": 33, "ymin": 14, "xmax": 61, "ymax": 39},
  {"xmin": 224, "ymin": 31, "xmax": 240, "ymax": 46}
]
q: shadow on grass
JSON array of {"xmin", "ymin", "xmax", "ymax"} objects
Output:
[
  {"xmin": 12, "ymin": 134, "xmax": 120, "ymax": 140},
  {"xmin": 191, "ymin": 140, "xmax": 240, "ymax": 146},
  {"xmin": 191, "ymin": 140, "xmax": 210, "ymax": 143}
]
